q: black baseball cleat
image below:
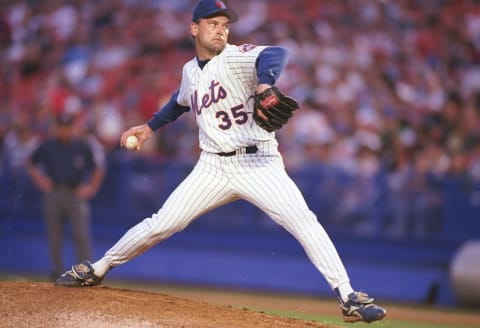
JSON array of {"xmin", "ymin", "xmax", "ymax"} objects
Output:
[
  {"xmin": 340, "ymin": 292, "xmax": 386, "ymax": 323},
  {"xmin": 55, "ymin": 261, "xmax": 103, "ymax": 287}
]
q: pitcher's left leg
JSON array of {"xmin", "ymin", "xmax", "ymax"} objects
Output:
[
  {"xmin": 233, "ymin": 157, "xmax": 386, "ymax": 322},
  {"xmin": 237, "ymin": 162, "xmax": 350, "ymax": 289}
]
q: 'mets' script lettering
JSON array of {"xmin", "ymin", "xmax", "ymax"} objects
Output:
[{"xmin": 191, "ymin": 80, "xmax": 227, "ymax": 115}]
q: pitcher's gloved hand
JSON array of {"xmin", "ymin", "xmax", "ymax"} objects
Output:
[{"xmin": 252, "ymin": 86, "xmax": 299, "ymax": 132}]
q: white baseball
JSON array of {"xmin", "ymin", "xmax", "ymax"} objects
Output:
[{"xmin": 125, "ymin": 135, "xmax": 139, "ymax": 150}]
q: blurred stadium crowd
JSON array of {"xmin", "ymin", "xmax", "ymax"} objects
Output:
[{"xmin": 1, "ymin": 0, "xmax": 480, "ymax": 238}]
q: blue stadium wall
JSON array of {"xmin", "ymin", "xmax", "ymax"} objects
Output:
[{"xmin": 2, "ymin": 154, "xmax": 479, "ymax": 307}]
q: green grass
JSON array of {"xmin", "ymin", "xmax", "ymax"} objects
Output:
[{"xmin": 257, "ymin": 308, "xmax": 478, "ymax": 328}]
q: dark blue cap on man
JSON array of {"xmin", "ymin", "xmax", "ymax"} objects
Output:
[{"xmin": 192, "ymin": 0, "xmax": 239, "ymax": 23}]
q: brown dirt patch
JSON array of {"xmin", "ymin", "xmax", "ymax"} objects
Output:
[
  {"xmin": 139, "ymin": 283, "xmax": 480, "ymax": 327},
  {"xmin": 3, "ymin": 281, "xmax": 480, "ymax": 328},
  {"xmin": 0, "ymin": 281, "xmax": 339, "ymax": 328}
]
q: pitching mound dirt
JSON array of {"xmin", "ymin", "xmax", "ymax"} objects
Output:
[{"xmin": 0, "ymin": 281, "xmax": 339, "ymax": 328}]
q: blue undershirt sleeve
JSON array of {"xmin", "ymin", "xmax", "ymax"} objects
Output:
[
  {"xmin": 256, "ymin": 46, "xmax": 290, "ymax": 85},
  {"xmin": 147, "ymin": 91, "xmax": 190, "ymax": 131}
]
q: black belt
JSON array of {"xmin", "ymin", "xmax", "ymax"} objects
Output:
[{"xmin": 216, "ymin": 145, "xmax": 258, "ymax": 157}]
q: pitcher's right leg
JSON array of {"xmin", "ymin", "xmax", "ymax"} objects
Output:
[{"xmin": 56, "ymin": 154, "xmax": 233, "ymax": 286}]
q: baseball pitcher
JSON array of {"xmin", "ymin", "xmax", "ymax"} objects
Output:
[{"xmin": 55, "ymin": 0, "xmax": 386, "ymax": 323}]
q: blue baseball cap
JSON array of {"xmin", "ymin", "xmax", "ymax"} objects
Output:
[{"xmin": 192, "ymin": 0, "xmax": 239, "ymax": 23}]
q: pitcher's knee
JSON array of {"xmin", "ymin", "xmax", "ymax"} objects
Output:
[{"xmin": 142, "ymin": 214, "xmax": 186, "ymax": 242}]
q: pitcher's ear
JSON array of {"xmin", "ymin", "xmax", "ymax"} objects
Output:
[{"xmin": 191, "ymin": 21, "xmax": 199, "ymax": 38}]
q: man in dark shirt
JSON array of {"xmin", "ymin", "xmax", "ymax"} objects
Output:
[{"xmin": 27, "ymin": 113, "xmax": 104, "ymax": 280}]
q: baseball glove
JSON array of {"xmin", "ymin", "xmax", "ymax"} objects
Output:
[{"xmin": 252, "ymin": 86, "xmax": 299, "ymax": 132}]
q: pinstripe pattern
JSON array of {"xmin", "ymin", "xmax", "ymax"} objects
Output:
[
  {"xmin": 105, "ymin": 157, "xmax": 235, "ymax": 264},
  {"xmin": 231, "ymin": 153, "xmax": 349, "ymax": 288},
  {"xmin": 177, "ymin": 44, "xmax": 274, "ymax": 154},
  {"xmin": 103, "ymin": 42, "xmax": 351, "ymax": 292},
  {"xmin": 105, "ymin": 140, "xmax": 350, "ymax": 289}
]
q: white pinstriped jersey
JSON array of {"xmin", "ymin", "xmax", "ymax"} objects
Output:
[
  {"xmin": 103, "ymin": 44, "xmax": 352, "ymax": 297},
  {"xmin": 177, "ymin": 44, "xmax": 278, "ymax": 153}
]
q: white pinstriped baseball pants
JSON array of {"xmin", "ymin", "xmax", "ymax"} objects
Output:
[{"xmin": 104, "ymin": 143, "xmax": 350, "ymax": 290}]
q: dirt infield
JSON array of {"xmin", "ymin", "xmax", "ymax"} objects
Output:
[
  {"xmin": 2, "ymin": 281, "xmax": 480, "ymax": 328},
  {"xmin": 0, "ymin": 281, "xmax": 339, "ymax": 328}
]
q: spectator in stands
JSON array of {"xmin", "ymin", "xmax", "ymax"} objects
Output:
[
  {"xmin": 26, "ymin": 113, "xmax": 105, "ymax": 280},
  {"xmin": 0, "ymin": 111, "xmax": 40, "ymax": 208}
]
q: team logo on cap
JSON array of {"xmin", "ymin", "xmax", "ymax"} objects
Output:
[
  {"xmin": 216, "ymin": 0, "xmax": 226, "ymax": 9},
  {"xmin": 239, "ymin": 44, "xmax": 257, "ymax": 52}
]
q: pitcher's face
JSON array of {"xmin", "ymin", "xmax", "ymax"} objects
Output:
[{"xmin": 192, "ymin": 16, "xmax": 230, "ymax": 60}]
